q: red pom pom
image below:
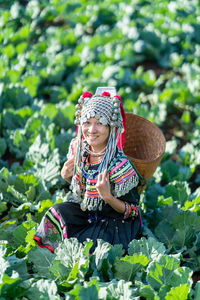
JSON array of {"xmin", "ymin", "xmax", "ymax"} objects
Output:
[
  {"xmin": 82, "ymin": 91, "xmax": 93, "ymax": 98},
  {"xmin": 101, "ymin": 91, "xmax": 111, "ymax": 97}
]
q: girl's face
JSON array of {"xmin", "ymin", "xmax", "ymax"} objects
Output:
[{"xmin": 82, "ymin": 118, "xmax": 110, "ymax": 152}]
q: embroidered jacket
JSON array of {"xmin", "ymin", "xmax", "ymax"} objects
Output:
[{"xmin": 67, "ymin": 138, "xmax": 139, "ymax": 211}]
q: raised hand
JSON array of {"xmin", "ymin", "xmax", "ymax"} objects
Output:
[
  {"xmin": 61, "ymin": 156, "xmax": 75, "ymax": 183},
  {"xmin": 96, "ymin": 169, "xmax": 126, "ymax": 214},
  {"xmin": 96, "ymin": 169, "xmax": 112, "ymax": 202}
]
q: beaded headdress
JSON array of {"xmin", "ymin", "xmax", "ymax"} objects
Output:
[
  {"xmin": 74, "ymin": 88, "xmax": 126, "ymax": 148},
  {"xmin": 75, "ymin": 92, "xmax": 122, "ymax": 127}
]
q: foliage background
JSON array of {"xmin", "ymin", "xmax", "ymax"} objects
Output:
[{"xmin": 0, "ymin": 0, "xmax": 200, "ymax": 299}]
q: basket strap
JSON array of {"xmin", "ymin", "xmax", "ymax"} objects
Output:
[{"xmin": 128, "ymin": 159, "xmax": 151, "ymax": 186}]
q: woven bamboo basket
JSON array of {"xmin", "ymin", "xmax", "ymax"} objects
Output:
[{"xmin": 123, "ymin": 113, "xmax": 166, "ymax": 191}]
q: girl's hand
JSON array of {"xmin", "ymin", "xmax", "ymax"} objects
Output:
[
  {"xmin": 61, "ymin": 156, "xmax": 75, "ymax": 183},
  {"xmin": 96, "ymin": 169, "xmax": 112, "ymax": 202}
]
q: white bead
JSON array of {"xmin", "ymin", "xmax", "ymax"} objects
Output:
[
  {"xmin": 112, "ymin": 114, "xmax": 118, "ymax": 121},
  {"xmin": 114, "ymin": 103, "xmax": 120, "ymax": 108}
]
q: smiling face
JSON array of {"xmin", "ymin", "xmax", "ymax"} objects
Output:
[{"xmin": 82, "ymin": 118, "xmax": 110, "ymax": 153}]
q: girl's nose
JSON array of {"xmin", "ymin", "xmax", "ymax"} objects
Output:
[{"xmin": 88, "ymin": 124, "xmax": 97, "ymax": 133}]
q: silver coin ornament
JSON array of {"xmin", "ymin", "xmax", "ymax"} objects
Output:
[
  {"xmin": 112, "ymin": 114, "xmax": 118, "ymax": 121},
  {"xmin": 80, "ymin": 202, "xmax": 86, "ymax": 211},
  {"xmin": 114, "ymin": 102, "xmax": 120, "ymax": 108},
  {"xmin": 82, "ymin": 117, "xmax": 87, "ymax": 123},
  {"xmin": 75, "ymin": 104, "xmax": 81, "ymax": 110},
  {"xmin": 90, "ymin": 110, "xmax": 95, "ymax": 117},
  {"xmin": 99, "ymin": 116, "xmax": 108, "ymax": 125},
  {"xmin": 95, "ymin": 113, "xmax": 101, "ymax": 119}
]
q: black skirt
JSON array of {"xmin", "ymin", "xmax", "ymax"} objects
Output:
[{"xmin": 33, "ymin": 188, "xmax": 142, "ymax": 253}]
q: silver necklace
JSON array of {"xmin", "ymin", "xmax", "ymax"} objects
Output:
[{"xmin": 86, "ymin": 146, "xmax": 107, "ymax": 156}]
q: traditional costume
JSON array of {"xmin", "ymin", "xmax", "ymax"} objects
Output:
[{"xmin": 34, "ymin": 88, "xmax": 143, "ymax": 253}]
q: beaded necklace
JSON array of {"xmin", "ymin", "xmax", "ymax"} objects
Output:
[
  {"xmin": 85, "ymin": 145, "xmax": 106, "ymax": 157},
  {"xmin": 87, "ymin": 155, "xmax": 102, "ymax": 165}
]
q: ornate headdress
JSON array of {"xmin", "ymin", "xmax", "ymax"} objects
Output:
[{"xmin": 74, "ymin": 88, "xmax": 126, "ymax": 149}]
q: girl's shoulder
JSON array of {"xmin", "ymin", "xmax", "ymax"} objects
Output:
[
  {"xmin": 108, "ymin": 149, "xmax": 140, "ymax": 197},
  {"xmin": 108, "ymin": 148, "xmax": 138, "ymax": 183},
  {"xmin": 67, "ymin": 137, "xmax": 78, "ymax": 159}
]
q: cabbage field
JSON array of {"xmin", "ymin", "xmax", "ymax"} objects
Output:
[{"xmin": 0, "ymin": 0, "xmax": 200, "ymax": 299}]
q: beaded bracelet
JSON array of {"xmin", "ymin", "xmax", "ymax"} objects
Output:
[
  {"xmin": 124, "ymin": 202, "xmax": 132, "ymax": 219},
  {"xmin": 124, "ymin": 203, "xmax": 140, "ymax": 219},
  {"xmin": 130, "ymin": 205, "xmax": 140, "ymax": 217}
]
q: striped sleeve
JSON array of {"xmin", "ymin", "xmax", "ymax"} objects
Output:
[{"xmin": 109, "ymin": 157, "xmax": 139, "ymax": 197}]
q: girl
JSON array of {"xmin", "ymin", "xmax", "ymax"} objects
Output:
[{"xmin": 34, "ymin": 89, "xmax": 142, "ymax": 253}]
